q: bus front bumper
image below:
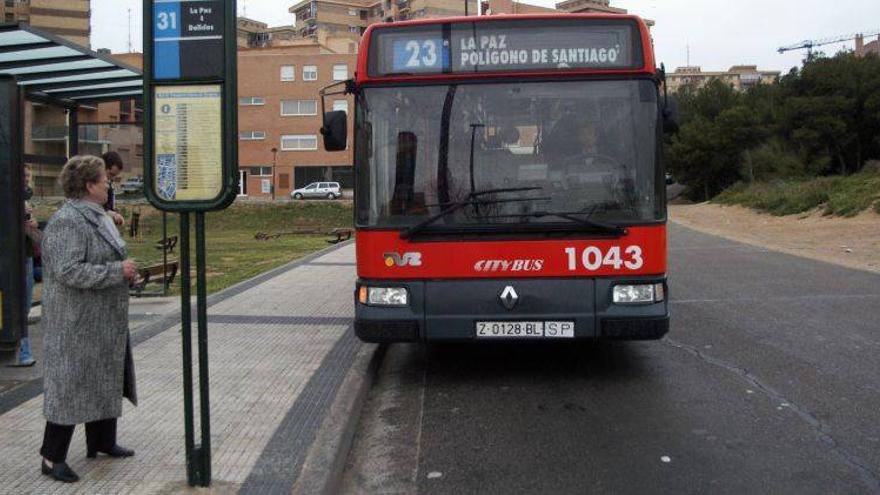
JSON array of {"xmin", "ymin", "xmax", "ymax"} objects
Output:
[{"xmin": 354, "ymin": 277, "xmax": 668, "ymax": 343}]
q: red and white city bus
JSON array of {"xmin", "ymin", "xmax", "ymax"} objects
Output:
[{"xmin": 321, "ymin": 14, "xmax": 676, "ymax": 342}]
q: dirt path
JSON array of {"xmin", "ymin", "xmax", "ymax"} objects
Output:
[{"xmin": 669, "ymin": 203, "xmax": 880, "ymax": 274}]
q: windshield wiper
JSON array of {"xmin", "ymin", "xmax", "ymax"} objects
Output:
[
  {"xmin": 485, "ymin": 210, "xmax": 627, "ymax": 236},
  {"xmin": 400, "ymin": 187, "xmax": 546, "ymax": 240}
]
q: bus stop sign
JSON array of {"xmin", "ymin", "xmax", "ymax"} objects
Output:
[
  {"xmin": 154, "ymin": 1, "xmax": 225, "ymax": 80},
  {"xmin": 144, "ymin": 0, "xmax": 237, "ymax": 212}
]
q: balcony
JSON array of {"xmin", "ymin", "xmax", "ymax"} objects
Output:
[{"xmin": 31, "ymin": 125, "xmax": 67, "ymax": 142}]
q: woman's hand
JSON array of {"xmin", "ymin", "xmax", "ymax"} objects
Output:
[
  {"xmin": 109, "ymin": 211, "xmax": 125, "ymax": 226},
  {"xmin": 122, "ymin": 259, "xmax": 138, "ymax": 281}
]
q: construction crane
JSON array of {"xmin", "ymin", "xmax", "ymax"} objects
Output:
[{"xmin": 778, "ymin": 29, "xmax": 880, "ymax": 58}]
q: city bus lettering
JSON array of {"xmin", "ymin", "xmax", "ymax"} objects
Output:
[
  {"xmin": 564, "ymin": 246, "xmax": 644, "ymax": 271},
  {"xmin": 551, "ymin": 47, "xmax": 620, "ymax": 64},
  {"xmin": 459, "ymin": 35, "xmax": 509, "ymax": 51},
  {"xmin": 474, "ymin": 260, "xmax": 545, "ymax": 272},
  {"xmin": 461, "ymin": 49, "xmax": 529, "ymax": 67}
]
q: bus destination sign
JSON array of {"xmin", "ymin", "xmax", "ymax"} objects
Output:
[
  {"xmin": 372, "ymin": 19, "xmax": 641, "ymax": 76},
  {"xmin": 153, "ymin": 0, "xmax": 225, "ymax": 80}
]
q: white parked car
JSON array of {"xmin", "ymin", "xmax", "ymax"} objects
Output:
[
  {"xmin": 120, "ymin": 176, "xmax": 144, "ymax": 194},
  {"xmin": 291, "ymin": 181, "xmax": 341, "ymax": 200}
]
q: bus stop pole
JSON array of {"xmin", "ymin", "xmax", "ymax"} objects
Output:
[
  {"xmin": 178, "ymin": 212, "xmax": 196, "ymax": 485},
  {"xmin": 194, "ymin": 211, "xmax": 212, "ymax": 485},
  {"xmin": 67, "ymin": 107, "xmax": 78, "ymax": 157},
  {"xmin": 162, "ymin": 211, "xmax": 168, "ymax": 296}
]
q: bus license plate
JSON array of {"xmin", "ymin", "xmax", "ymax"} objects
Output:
[{"xmin": 476, "ymin": 321, "xmax": 575, "ymax": 338}]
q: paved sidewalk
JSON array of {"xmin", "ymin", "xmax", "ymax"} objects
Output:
[{"xmin": 0, "ymin": 241, "xmax": 371, "ymax": 494}]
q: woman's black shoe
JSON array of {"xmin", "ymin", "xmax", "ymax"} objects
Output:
[
  {"xmin": 41, "ymin": 461, "xmax": 79, "ymax": 483},
  {"xmin": 86, "ymin": 445, "xmax": 135, "ymax": 459}
]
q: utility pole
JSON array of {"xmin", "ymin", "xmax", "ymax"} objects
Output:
[{"xmin": 128, "ymin": 9, "xmax": 132, "ymax": 53}]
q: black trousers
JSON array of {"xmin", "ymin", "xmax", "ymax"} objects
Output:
[{"xmin": 40, "ymin": 418, "xmax": 117, "ymax": 463}]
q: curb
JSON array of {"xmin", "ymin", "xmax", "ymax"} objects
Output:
[{"xmin": 292, "ymin": 342, "xmax": 388, "ymax": 495}]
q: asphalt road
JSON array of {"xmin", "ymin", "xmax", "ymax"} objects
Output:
[{"xmin": 341, "ymin": 223, "xmax": 880, "ymax": 494}]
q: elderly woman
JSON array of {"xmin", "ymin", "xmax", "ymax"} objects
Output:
[{"xmin": 39, "ymin": 155, "xmax": 139, "ymax": 483}]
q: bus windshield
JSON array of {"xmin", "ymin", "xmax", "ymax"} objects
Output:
[{"xmin": 355, "ymin": 79, "xmax": 662, "ymax": 229}]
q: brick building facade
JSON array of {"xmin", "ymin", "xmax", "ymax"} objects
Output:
[{"xmin": 237, "ymin": 46, "xmax": 356, "ymax": 197}]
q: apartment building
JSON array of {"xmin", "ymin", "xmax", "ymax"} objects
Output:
[
  {"xmin": 237, "ymin": 46, "xmax": 356, "ymax": 197},
  {"xmin": 666, "ymin": 65, "xmax": 781, "ymax": 93},
  {"xmin": 237, "ymin": 17, "xmax": 299, "ymax": 48},
  {"xmin": 0, "ymin": 0, "xmax": 90, "ymax": 47},
  {"xmin": 855, "ymin": 34, "xmax": 880, "ymax": 58},
  {"xmin": 288, "ymin": 0, "xmax": 478, "ymax": 44}
]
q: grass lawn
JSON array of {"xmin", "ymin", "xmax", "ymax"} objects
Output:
[{"xmin": 35, "ymin": 200, "xmax": 353, "ymax": 295}]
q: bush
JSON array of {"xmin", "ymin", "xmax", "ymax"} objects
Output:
[
  {"xmin": 741, "ymin": 139, "xmax": 805, "ymax": 182},
  {"xmin": 715, "ymin": 168, "xmax": 880, "ymax": 217}
]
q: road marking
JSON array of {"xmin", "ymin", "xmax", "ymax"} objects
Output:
[
  {"xmin": 671, "ymin": 294, "xmax": 880, "ymax": 304},
  {"xmin": 665, "ymin": 337, "xmax": 880, "ymax": 490}
]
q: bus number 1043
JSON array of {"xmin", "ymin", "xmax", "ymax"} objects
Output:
[{"xmin": 564, "ymin": 246, "xmax": 644, "ymax": 271}]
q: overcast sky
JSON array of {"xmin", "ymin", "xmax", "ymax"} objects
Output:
[{"xmin": 92, "ymin": 0, "xmax": 880, "ymax": 73}]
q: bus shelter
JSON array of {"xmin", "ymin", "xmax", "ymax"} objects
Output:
[{"xmin": 0, "ymin": 23, "xmax": 143, "ymax": 346}]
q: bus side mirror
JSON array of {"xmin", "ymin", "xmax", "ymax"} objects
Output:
[
  {"xmin": 321, "ymin": 111, "xmax": 347, "ymax": 151},
  {"xmin": 662, "ymin": 96, "xmax": 680, "ymax": 134}
]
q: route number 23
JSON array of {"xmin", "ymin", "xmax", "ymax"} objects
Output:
[
  {"xmin": 405, "ymin": 40, "xmax": 438, "ymax": 68},
  {"xmin": 565, "ymin": 246, "xmax": 644, "ymax": 271}
]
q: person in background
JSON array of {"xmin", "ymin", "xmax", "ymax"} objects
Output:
[
  {"xmin": 100, "ymin": 151, "xmax": 125, "ymax": 226},
  {"xmin": 39, "ymin": 155, "xmax": 138, "ymax": 483},
  {"xmin": 13, "ymin": 165, "xmax": 38, "ymax": 367}
]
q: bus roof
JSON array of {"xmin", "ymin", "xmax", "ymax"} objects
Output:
[{"xmin": 356, "ymin": 14, "xmax": 655, "ymax": 85}]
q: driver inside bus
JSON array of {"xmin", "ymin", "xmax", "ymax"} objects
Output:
[{"xmin": 544, "ymin": 114, "xmax": 608, "ymax": 176}]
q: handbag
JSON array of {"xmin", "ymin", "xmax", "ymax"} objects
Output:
[{"xmin": 24, "ymin": 222, "xmax": 42, "ymax": 258}]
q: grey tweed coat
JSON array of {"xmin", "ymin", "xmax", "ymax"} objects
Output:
[{"xmin": 41, "ymin": 200, "xmax": 137, "ymax": 425}]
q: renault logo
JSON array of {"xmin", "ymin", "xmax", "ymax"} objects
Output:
[{"xmin": 499, "ymin": 286, "xmax": 519, "ymax": 310}]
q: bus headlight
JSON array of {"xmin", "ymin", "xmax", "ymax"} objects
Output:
[
  {"xmin": 359, "ymin": 286, "xmax": 409, "ymax": 306},
  {"xmin": 613, "ymin": 283, "xmax": 664, "ymax": 304}
]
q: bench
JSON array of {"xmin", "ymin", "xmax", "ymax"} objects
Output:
[
  {"xmin": 130, "ymin": 260, "xmax": 179, "ymax": 296},
  {"xmin": 327, "ymin": 228, "xmax": 352, "ymax": 244},
  {"xmin": 155, "ymin": 235, "xmax": 178, "ymax": 253},
  {"xmin": 254, "ymin": 228, "xmax": 320, "ymax": 241}
]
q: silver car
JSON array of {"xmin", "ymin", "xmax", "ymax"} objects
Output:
[{"xmin": 291, "ymin": 181, "xmax": 341, "ymax": 200}]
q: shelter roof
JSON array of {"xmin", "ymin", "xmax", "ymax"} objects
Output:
[{"xmin": 0, "ymin": 23, "xmax": 142, "ymax": 105}]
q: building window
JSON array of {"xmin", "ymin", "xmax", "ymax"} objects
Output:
[
  {"xmin": 261, "ymin": 179, "xmax": 271, "ymax": 194},
  {"xmin": 280, "ymin": 65, "xmax": 295, "ymax": 81},
  {"xmin": 239, "ymin": 96, "xmax": 265, "ymax": 106},
  {"xmin": 303, "ymin": 65, "xmax": 317, "ymax": 81},
  {"xmin": 239, "ymin": 131, "xmax": 266, "ymax": 141},
  {"xmin": 281, "ymin": 100, "xmax": 317, "ymax": 116},
  {"xmin": 332, "ymin": 100, "xmax": 348, "ymax": 114},
  {"xmin": 281, "ymin": 135, "xmax": 318, "ymax": 151},
  {"xmin": 333, "ymin": 64, "xmax": 348, "ymax": 81},
  {"xmin": 249, "ymin": 166, "xmax": 272, "ymax": 176}
]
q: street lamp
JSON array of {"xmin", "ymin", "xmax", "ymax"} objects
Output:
[{"xmin": 270, "ymin": 147, "xmax": 278, "ymax": 201}]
